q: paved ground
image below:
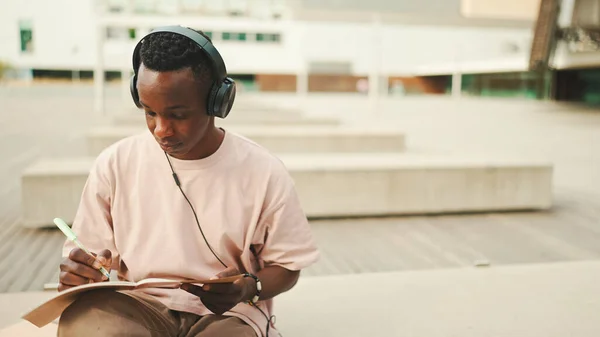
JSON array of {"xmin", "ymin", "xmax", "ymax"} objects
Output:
[
  {"xmin": 0, "ymin": 83, "xmax": 599, "ymax": 296},
  {"xmin": 0, "ymin": 83, "xmax": 121, "ymax": 293}
]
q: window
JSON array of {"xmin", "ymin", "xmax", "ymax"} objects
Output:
[
  {"xmin": 256, "ymin": 33, "xmax": 281, "ymax": 43},
  {"xmin": 222, "ymin": 32, "xmax": 247, "ymax": 41},
  {"xmin": 106, "ymin": 27, "xmax": 137, "ymax": 40},
  {"xmin": 19, "ymin": 20, "xmax": 33, "ymax": 53}
]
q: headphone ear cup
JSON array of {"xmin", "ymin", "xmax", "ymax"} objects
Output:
[
  {"xmin": 206, "ymin": 83, "xmax": 219, "ymax": 116},
  {"xmin": 223, "ymin": 80, "xmax": 236, "ymax": 116},
  {"xmin": 206, "ymin": 82, "xmax": 220, "ymax": 117},
  {"xmin": 130, "ymin": 74, "xmax": 142, "ymax": 108},
  {"xmin": 209, "ymin": 79, "xmax": 236, "ymax": 119}
]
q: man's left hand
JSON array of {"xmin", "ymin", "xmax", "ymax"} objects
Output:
[{"xmin": 180, "ymin": 267, "xmax": 257, "ymax": 315}]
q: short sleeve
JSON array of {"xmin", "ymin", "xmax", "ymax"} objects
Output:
[
  {"xmin": 253, "ymin": 167, "xmax": 320, "ymax": 272},
  {"xmin": 62, "ymin": 151, "xmax": 120, "ymax": 271}
]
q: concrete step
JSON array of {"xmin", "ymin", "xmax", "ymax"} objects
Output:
[
  {"xmin": 86, "ymin": 126, "xmax": 407, "ymax": 156},
  {"xmin": 20, "ymin": 153, "xmax": 553, "ymax": 228}
]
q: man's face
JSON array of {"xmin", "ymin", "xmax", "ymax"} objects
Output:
[{"xmin": 136, "ymin": 63, "xmax": 212, "ymax": 160}]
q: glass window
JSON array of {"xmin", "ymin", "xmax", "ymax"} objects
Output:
[
  {"xmin": 222, "ymin": 32, "xmax": 246, "ymax": 41},
  {"xmin": 256, "ymin": 33, "xmax": 281, "ymax": 42},
  {"xmin": 19, "ymin": 20, "xmax": 33, "ymax": 53}
]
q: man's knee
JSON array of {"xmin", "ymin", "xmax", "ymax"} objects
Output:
[
  {"xmin": 190, "ymin": 316, "xmax": 257, "ymax": 337},
  {"xmin": 58, "ymin": 290, "xmax": 131, "ymax": 336},
  {"xmin": 57, "ymin": 290, "xmax": 172, "ymax": 337}
]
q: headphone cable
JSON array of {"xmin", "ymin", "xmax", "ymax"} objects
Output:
[
  {"xmin": 164, "ymin": 151, "xmax": 278, "ymax": 336},
  {"xmin": 165, "ymin": 151, "xmax": 227, "ymax": 268}
]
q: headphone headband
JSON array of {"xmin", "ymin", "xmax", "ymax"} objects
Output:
[{"xmin": 132, "ymin": 25, "xmax": 227, "ymax": 81}]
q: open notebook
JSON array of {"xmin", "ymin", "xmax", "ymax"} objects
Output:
[{"xmin": 22, "ymin": 275, "xmax": 243, "ymax": 328}]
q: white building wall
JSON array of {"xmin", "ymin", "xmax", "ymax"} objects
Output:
[
  {"xmin": 299, "ymin": 22, "xmax": 374, "ymax": 74},
  {"xmin": 378, "ymin": 25, "xmax": 532, "ymax": 75},
  {"xmin": 0, "ymin": 0, "xmax": 535, "ymax": 77},
  {"xmin": 0, "ymin": 0, "xmax": 98, "ymax": 70},
  {"xmin": 92, "ymin": 13, "xmax": 307, "ymax": 74},
  {"xmin": 461, "ymin": 0, "xmax": 541, "ymax": 21},
  {"xmin": 297, "ymin": 22, "xmax": 532, "ymax": 75}
]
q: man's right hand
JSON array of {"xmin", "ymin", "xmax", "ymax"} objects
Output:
[{"xmin": 58, "ymin": 248, "xmax": 112, "ymax": 292}]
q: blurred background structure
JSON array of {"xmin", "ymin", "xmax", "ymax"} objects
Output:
[
  {"xmin": 0, "ymin": 0, "xmax": 599, "ymax": 109},
  {"xmin": 0, "ymin": 1, "xmax": 600, "ymax": 336},
  {"xmin": 3, "ymin": 0, "xmax": 600, "ymax": 105},
  {"xmin": 0, "ymin": 0, "xmax": 565, "ymax": 105}
]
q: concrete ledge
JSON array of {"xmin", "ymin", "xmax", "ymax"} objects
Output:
[
  {"xmin": 281, "ymin": 153, "xmax": 553, "ymax": 218},
  {"xmin": 20, "ymin": 153, "xmax": 553, "ymax": 228},
  {"xmin": 274, "ymin": 260, "xmax": 600, "ymax": 337},
  {"xmin": 86, "ymin": 126, "xmax": 407, "ymax": 156},
  {"xmin": 3, "ymin": 261, "xmax": 600, "ymax": 336}
]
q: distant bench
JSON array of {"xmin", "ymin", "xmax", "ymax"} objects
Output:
[
  {"xmin": 20, "ymin": 153, "xmax": 553, "ymax": 228},
  {"xmin": 112, "ymin": 111, "xmax": 341, "ymax": 126},
  {"xmin": 86, "ymin": 126, "xmax": 407, "ymax": 156}
]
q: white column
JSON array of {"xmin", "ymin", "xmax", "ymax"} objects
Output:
[
  {"xmin": 452, "ymin": 72, "xmax": 462, "ymax": 99},
  {"xmin": 94, "ymin": 23, "xmax": 105, "ymax": 115},
  {"xmin": 551, "ymin": 0, "xmax": 576, "ymax": 68},
  {"xmin": 296, "ymin": 64, "xmax": 308, "ymax": 98},
  {"xmin": 369, "ymin": 13, "xmax": 382, "ymax": 115},
  {"xmin": 381, "ymin": 73, "xmax": 389, "ymax": 96},
  {"xmin": 557, "ymin": 0, "xmax": 576, "ymax": 27},
  {"xmin": 71, "ymin": 70, "xmax": 80, "ymax": 83}
]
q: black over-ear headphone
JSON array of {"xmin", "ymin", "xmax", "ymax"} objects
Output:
[{"xmin": 130, "ymin": 25, "xmax": 236, "ymax": 119}]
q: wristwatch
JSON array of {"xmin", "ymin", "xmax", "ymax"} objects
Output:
[{"xmin": 243, "ymin": 273, "xmax": 261, "ymax": 305}]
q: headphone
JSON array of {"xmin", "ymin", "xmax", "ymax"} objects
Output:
[{"xmin": 130, "ymin": 25, "xmax": 237, "ymax": 119}]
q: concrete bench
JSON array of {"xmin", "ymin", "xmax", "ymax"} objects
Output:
[
  {"xmin": 3, "ymin": 261, "xmax": 599, "ymax": 336},
  {"xmin": 20, "ymin": 154, "xmax": 553, "ymax": 228},
  {"xmin": 86, "ymin": 126, "xmax": 407, "ymax": 156}
]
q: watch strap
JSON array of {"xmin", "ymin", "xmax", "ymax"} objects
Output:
[{"xmin": 243, "ymin": 273, "xmax": 261, "ymax": 305}]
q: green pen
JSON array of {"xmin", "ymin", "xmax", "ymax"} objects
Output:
[{"xmin": 53, "ymin": 217, "xmax": 111, "ymax": 279}]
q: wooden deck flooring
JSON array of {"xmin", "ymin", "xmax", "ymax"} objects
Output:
[{"xmin": 1, "ymin": 83, "xmax": 600, "ymax": 292}]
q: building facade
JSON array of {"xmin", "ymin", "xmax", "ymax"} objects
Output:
[{"xmin": 7, "ymin": 0, "xmax": 584, "ymax": 104}]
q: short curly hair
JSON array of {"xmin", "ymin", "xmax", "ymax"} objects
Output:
[{"xmin": 138, "ymin": 28, "xmax": 214, "ymax": 85}]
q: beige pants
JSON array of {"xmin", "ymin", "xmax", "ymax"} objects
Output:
[{"xmin": 57, "ymin": 289, "xmax": 257, "ymax": 337}]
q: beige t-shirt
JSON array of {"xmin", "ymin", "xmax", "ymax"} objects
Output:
[{"xmin": 62, "ymin": 129, "xmax": 320, "ymax": 336}]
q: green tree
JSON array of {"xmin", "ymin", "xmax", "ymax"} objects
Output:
[{"xmin": 0, "ymin": 60, "xmax": 11, "ymax": 81}]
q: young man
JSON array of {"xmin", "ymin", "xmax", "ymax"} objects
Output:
[{"xmin": 57, "ymin": 26, "xmax": 319, "ymax": 337}]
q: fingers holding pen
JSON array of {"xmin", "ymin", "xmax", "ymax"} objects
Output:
[
  {"xmin": 58, "ymin": 247, "xmax": 113, "ymax": 292},
  {"xmin": 61, "ymin": 252, "xmax": 106, "ymax": 282}
]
